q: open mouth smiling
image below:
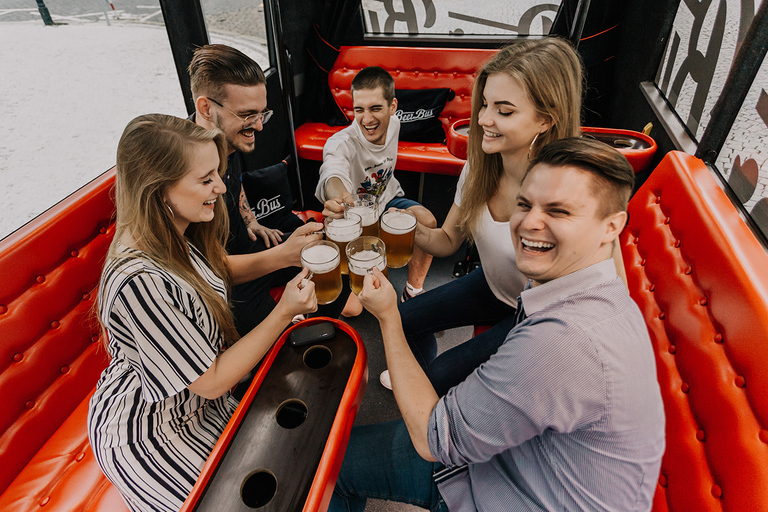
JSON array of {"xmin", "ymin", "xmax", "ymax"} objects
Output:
[{"xmin": 521, "ymin": 237, "xmax": 554, "ymax": 252}]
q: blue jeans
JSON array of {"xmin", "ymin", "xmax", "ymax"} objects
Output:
[
  {"xmin": 398, "ymin": 267, "xmax": 518, "ymax": 396},
  {"xmin": 328, "ymin": 421, "xmax": 448, "ymax": 512}
]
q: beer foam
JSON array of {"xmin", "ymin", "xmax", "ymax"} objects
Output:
[
  {"xmin": 326, "ymin": 217, "xmax": 362, "ymax": 242},
  {"xmin": 381, "ymin": 211, "xmax": 416, "ymax": 234},
  {"xmin": 349, "ymin": 249, "xmax": 386, "ymax": 275},
  {"xmin": 347, "ymin": 206, "xmax": 378, "ymax": 227},
  {"xmin": 302, "ymin": 244, "xmax": 339, "ymax": 273}
]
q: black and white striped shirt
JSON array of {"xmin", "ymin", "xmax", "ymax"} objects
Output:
[
  {"xmin": 87, "ymin": 244, "xmax": 237, "ymax": 511},
  {"xmin": 428, "ymin": 259, "xmax": 665, "ymax": 511}
]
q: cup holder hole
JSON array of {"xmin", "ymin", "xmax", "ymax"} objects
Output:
[
  {"xmin": 612, "ymin": 138, "xmax": 635, "ymax": 148},
  {"xmin": 275, "ymin": 399, "xmax": 307, "ymax": 429},
  {"xmin": 241, "ymin": 469, "xmax": 277, "ymax": 508},
  {"xmin": 303, "ymin": 345, "xmax": 332, "ymax": 369}
]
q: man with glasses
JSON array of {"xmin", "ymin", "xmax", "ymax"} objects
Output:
[{"xmin": 188, "ymin": 44, "xmax": 326, "ymax": 336}]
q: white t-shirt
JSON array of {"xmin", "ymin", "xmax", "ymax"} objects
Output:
[
  {"xmin": 315, "ymin": 115, "xmax": 404, "ymax": 208},
  {"xmin": 454, "ymin": 163, "xmax": 528, "ymax": 306}
]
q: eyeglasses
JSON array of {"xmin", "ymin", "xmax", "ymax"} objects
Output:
[{"xmin": 208, "ymin": 97, "xmax": 273, "ymax": 128}]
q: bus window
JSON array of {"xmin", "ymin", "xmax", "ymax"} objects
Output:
[
  {"xmin": 655, "ymin": 0, "xmax": 762, "ymax": 141},
  {"xmin": 199, "ymin": 0, "xmax": 270, "ymax": 70},
  {"xmin": 1, "ymin": 1, "xmax": 182, "ymax": 240},
  {"xmin": 361, "ymin": 0, "xmax": 559, "ymax": 36},
  {"xmin": 714, "ymin": 58, "xmax": 768, "ymax": 236}
]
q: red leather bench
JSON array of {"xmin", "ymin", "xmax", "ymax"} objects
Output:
[
  {"xmin": 295, "ymin": 45, "xmax": 496, "ymax": 176},
  {"xmin": 294, "ymin": 45, "xmax": 656, "ymax": 176},
  {"xmin": 620, "ymin": 151, "xmax": 768, "ymax": 511},
  {"xmin": 0, "ymin": 169, "xmax": 124, "ymax": 511},
  {"xmin": 0, "ymin": 169, "xmax": 343, "ymax": 512}
]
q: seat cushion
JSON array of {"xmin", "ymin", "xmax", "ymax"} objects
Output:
[{"xmin": 0, "ymin": 389, "xmax": 128, "ymax": 512}]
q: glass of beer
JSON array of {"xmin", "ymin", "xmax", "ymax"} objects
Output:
[
  {"xmin": 300, "ymin": 240, "xmax": 342, "ymax": 304},
  {"xmin": 324, "ymin": 212, "xmax": 362, "ymax": 274},
  {"xmin": 379, "ymin": 209, "xmax": 417, "ymax": 268},
  {"xmin": 343, "ymin": 193, "xmax": 379, "ymax": 237},
  {"xmin": 346, "ymin": 236, "xmax": 388, "ymax": 295}
]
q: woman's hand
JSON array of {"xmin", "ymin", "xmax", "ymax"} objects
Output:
[{"xmin": 277, "ymin": 267, "xmax": 318, "ymax": 317}]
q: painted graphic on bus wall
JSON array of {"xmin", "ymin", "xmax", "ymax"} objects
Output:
[
  {"xmin": 361, "ymin": 0, "xmax": 559, "ymax": 35},
  {"xmin": 656, "ymin": 0, "xmax": 767, "ymax": 235}
]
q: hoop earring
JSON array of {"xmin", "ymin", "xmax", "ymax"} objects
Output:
[
  {"xmin": 166, "ymin": 203, "xmax": 174, "ymax": 218},
  {"xmin": 527, "ymin": 132, "xmax": 540, "ymax": 161}
]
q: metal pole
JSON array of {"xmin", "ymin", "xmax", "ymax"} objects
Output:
[
  {"xmin": 265, "ymin": 0, "xmax": 305, "ymax": 209},
  {"xmin": 158, "ymin": 0, "xmax": 209, "ymax": 115},
  {"xmin": 35, "ymin": 0, "xmax": 54, "ymax": 26}
]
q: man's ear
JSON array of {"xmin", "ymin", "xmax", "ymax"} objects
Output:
[
  {"xmin": 389, "ymin": 97, "xmax": 398, "ymax": 115},
  {"xmin": 602, "ymin": 211, "xmax": 627, "ymax": 245},
  {"xmin": 196, "ymin": 96, "xmax": 213, "ymax": 120}
]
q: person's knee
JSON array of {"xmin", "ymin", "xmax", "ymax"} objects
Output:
[{"xmin": 408, "ymin": 205, "xmax": 437, "ymax": 229}]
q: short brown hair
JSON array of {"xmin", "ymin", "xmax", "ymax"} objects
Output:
[
  {"xmin": 351, "ymin": 66, "xmax": 395, "ymax": 104},
  {"xmin": 188, "ymin": 44, "xmax": 266, "ymax": 101},
  {"xmin": 527, "ymin": 137, "xmax": 635, "ymax": 218}
]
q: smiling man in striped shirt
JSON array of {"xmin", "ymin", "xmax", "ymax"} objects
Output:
[{"xmin": 330, "ymin": 137, "xmax": 665, "ymax": 512}]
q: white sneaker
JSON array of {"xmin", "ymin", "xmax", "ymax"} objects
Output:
[{"xmin": 379, "ymin": 370, "xmax": 392, "ymax": 390}]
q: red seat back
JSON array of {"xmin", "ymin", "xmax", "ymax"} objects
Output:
[
  {"xmin": 0, "ymin": 169, "xmax": 115, "ymax": 495},
  {"xmin": 621, "ymin": 152, "xmax": 768, "ymax": 511},
  {"xmin": 329, "ymin": 46, "xmax": 498, "ymax": 134}
]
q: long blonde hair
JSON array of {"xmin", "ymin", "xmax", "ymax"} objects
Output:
[
  {"xmin": 104, "ymin": 113, "xmax": 238, "ymax": 346},
  {"xmin": 459, "ymin": 37, "xmax": 584, "ymax": 239}
]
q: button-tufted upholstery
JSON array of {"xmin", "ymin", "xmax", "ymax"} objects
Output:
[
  {"xmin": 295, "ymin": 46, "xmax": 496, "ymax": 176},
  {"xmin": 620, "ymin": 151, "xmax": 768, "ymax": 511},
  {"xmin": 295, "ymin": 46, "xmax": 657, "ymax": 177},
  {"xmin": 0, "ymin": 168, "xmax": 126, "ymax": 510},
  {"xmin": 0, "ymin": 170, "xmax": 344, "ymax": 510}
]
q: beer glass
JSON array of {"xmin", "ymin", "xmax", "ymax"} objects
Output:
[
  {"xmin": 300, "ymin": 240, "xmax": 342, "ymax": 304},
  {"xmin": 343, "ymin": 193, "xmax": 379, "ymax": 237},
  {"xmin": 324, "ymin": 212, "xmax": 362, "ymax": 274},
  {"xmin": 346, "ymin": 236, "xmax": 388, "ymax": 295},
  {"xmin": 379, "ymin": 209, "xmax": 417, "ymax": 268}
]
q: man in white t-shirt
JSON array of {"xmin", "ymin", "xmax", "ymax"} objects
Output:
[{"xmin": 316, "ymin": 66, "xmax": 436, "ymax": 309}]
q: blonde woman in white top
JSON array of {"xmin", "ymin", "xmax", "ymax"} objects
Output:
[{"xmin": 391, "ymin": 38, "xmax": 627, "ymax": 394}]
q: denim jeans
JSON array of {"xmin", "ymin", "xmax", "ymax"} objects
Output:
[
  {"xmin": 328, "ymin": 421, "xmax": 448, "ymax": 512},
  {"xmin": 398, "ymin": 267, "xmax": 518, "ymax": 395}
]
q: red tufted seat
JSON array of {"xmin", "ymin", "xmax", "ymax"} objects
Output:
[
  {"xmin": 294, "ymin": 46, "xmax": 657, "ymax": 176},
  {"xmin": 295, "ymin": 46, "xmax": 496, "ymax": 176},
  {"xmin": 0, "ymin": 168, "xmax": 126, "ymax": 510},
  {"xmin": 620, "ymin": 151, "xmax": 768, "ymax": 511},
  {"xmin": 0, "ymin": 169, "xmax": 333, "ymax": 511}
]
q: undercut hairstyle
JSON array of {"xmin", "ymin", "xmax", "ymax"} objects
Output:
[
  {"xmin": 105, "ymin": 113, "xmax": 239, "ymax": 347},
  {"xmin": 188, "ymin": 44, "xmax": 266, "ymax": 102},
  {"xmin": 528, "ymin": 137, "xmax": 635, "ymax": 218},
  {"xmin": 459, "ymin": 37, "xmax": 584, "ymax": 239},
  {"xmin": 351, "ymin": 66, "xmax": 395, "ymax": 104}
]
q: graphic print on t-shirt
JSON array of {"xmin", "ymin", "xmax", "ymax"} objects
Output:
[{"xmin": 357, "ymin": 157, "xmax": 395, "ymax": 197}]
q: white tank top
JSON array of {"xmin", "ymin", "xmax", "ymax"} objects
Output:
[{"xmin": 454, "ymin": 164, "xmax": 528, "ymax": 306}]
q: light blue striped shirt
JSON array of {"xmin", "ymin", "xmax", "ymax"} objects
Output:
[{"xmin": 428, "ymin": 259, "xmax": 665, "ymax": 511}]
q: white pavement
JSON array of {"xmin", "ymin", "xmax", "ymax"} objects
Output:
[
  {"xmin": 0, "ymin": 21, "xmax": 183, "ymax": 240},
  {"xmin": 0, "ymin": 19, "xmax": 269, "ymax": 241}
]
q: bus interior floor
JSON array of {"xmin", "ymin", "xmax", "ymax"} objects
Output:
[{"xmin": 339, "ymin": 244, "xmax": 474, "ymax": 512}]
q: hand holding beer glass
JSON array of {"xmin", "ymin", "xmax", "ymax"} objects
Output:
[
  {"xmin": 300, "ymin": 240, "xmax": 342, "ymax": 304},
  {"xmin": 324, "ymin": 212, "xmax": 362, "ymax": 274},
  {"xmin": 346, "ymin": 236, "xmax": 388, "ymax": 295},
  {"xmin": 379, "ymin": 209, "xmax": 417, "ymax": 268},
  {"xmin": 343, "ymin": 193, "xmax": 379, "ymax": 237}
]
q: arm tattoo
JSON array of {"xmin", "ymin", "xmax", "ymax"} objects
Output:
[{"xmin": 239, "ymin": 186, "xmax": 256, "ymax": 223}]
